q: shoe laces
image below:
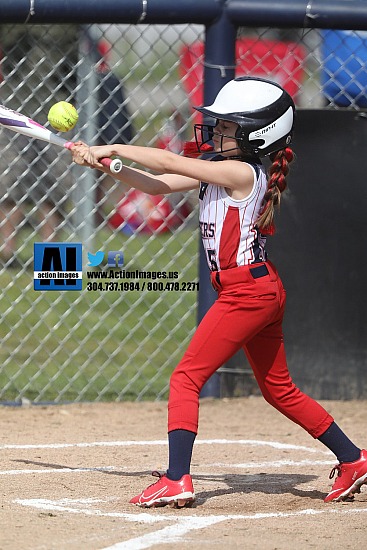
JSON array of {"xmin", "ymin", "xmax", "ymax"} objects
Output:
[
  {"xmin": 145, "ymin": 470, "xmax": 164, "ymax": 488},
  {"xmin": 329, "ymin": 464, "xmax": 342, "ymax": 480}
]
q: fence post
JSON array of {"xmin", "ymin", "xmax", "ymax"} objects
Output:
[
  {"xmin": 73, "ymin": 27, "xmax": 100, "ymax": 257},
  {"xmin": 199, "ymin": 5, "xmax": 236, "ymax": 398}
]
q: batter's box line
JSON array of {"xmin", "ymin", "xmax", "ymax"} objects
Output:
[
  {"xmin": 0, "ymin": 459, "xmax": 334, "ymax": 477},
  {"xmin": 206, "ymin": 459, "xmax": 335, "ymax": 469},
  {"xmin": 0, "ymin": 466, "xmax": 116, "ymax": 476},
  {"xmin": 13, "ymin": 498, "xmax": 367, "ymax": 550},
  {"xmin": 0, "ymin": 438, "xmax": 333, "ymax": 455}
]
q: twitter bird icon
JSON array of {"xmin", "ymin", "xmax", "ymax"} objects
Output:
[{"xmin": 87, "ymin": 251, "xmax": 105, "ymax": 267}]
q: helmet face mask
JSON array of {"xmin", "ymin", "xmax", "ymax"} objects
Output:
[
  {"xmin": 194, "ymin": 121, "xmax": 244, "ymax": 156},
  {"xmin": 194, "ymin": 76, "xmax": 295, "ymax": 157}
]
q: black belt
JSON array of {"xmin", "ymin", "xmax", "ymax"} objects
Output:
[{"xmin": 249, "ymin": 264, "xmax": 269, "ymax": 279}]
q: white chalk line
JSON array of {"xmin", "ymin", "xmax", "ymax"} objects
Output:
[
  {"xmin": 101, "ymin": 507, "xmax": 367, "ymax": 550},
  {"xmin": 0, "ymin": 466, "xmax": 115, "ymax": 476},
  {"xmin": 210, "ymin": 459, "xmax": 335, "ymax": 468},
  {"xmin": 1, "ymin": 439, "xmax": 332, "ymax": 476},
  {"xmin": 6, "ymin": 439, "xmax": 332, "ymax": 548},
  {"xmin": 14, "ymin": 497, "xmax": 367, "ymax": 550},
  {"xmin": 0, "ymin": 438, "xmax": 332, "ymax": 455},
  {"xmin": 0, "ymin": 458, "xmax": 335, "ymax": 477}
]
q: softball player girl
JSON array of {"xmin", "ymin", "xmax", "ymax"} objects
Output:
[{"xmin": 72, "ymin": 77, "xmax": 367, "ymax": 507}]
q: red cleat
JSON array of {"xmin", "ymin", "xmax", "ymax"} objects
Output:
[
  {"xmin": 130, "ymin": 471, "xmax": 195, "ymax": 508},
  {"xmin": 324, "ymin": 449, "xmax": 367, "ymax": 502}
]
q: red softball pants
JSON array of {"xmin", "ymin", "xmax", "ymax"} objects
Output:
[{"xmin": 168, "ymin": 261, "xmax": 333, "ymax": 438}]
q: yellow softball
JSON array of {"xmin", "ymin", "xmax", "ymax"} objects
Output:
[{"xmin": 48, "ymin": 101, "xmax": 79, "ymax": 132}]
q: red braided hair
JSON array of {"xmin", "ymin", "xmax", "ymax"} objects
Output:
[{"xmin": 256, "ymin": 147, "xmax": 294, "ymax": 235}]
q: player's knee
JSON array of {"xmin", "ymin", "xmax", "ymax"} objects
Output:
[
  {"xmin": 169, "ymin": 367, "xmax": 200, "ymax": 395},
  {"xmin": 261, "ymin": 380, "xmax": 300, "ymax": 409}
]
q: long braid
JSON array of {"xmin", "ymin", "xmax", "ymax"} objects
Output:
[{"xmin": 256, "ymin": 147, "xmax": 294, "ymax": 235}]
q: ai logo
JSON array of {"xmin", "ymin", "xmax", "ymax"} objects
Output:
[{"xmin": 34, "ymin": 243, "xmax": 83, "ymax": 291}]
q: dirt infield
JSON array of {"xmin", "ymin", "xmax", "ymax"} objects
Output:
[{"xmin": 1, "ymin": 397, "xmax": 366, "ymax": 549}]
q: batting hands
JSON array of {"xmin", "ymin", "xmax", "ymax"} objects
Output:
[{"xmin": 71, "ymin": 141, "xmax": 117, "ymax": 170}]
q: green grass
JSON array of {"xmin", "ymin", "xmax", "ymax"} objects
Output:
[{"xmin": 0, "ymin": 228, "xmax": 199, "ymax": 403}]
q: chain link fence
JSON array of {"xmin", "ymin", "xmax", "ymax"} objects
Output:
[{"xmin": 0, "ymin": 23, "xmax": 366, "ymax": 403}]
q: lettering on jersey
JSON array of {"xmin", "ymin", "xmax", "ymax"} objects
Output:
[
  {"xmin": 200, "ymin": 221, "xmax": 216, "ymax": 239},
  {"xmin": 199, "ymin": 182, "xmax": 209, "ymax": 200}
]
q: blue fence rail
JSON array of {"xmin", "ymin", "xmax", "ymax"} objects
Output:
[{"xmin": 1, "ymin": 0, "xmax": 367, "ymax": 28}]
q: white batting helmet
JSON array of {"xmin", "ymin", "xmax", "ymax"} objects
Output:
[{"xmin": 194, "ymin": 76, "xmax": 295, "ymax": 157}]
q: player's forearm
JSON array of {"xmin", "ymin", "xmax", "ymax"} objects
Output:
[
  {"xmin": 108, "ymin": 144, "xmax": 181, "ymax": 174},
  {"xmin": 112, "ymin": 164, "xmax": 171, "ymax": 195}
]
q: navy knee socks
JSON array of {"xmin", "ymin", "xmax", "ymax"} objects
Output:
[
  {"xmin": 166, "ymin": 429, "xmax": 196, "ymax": 481},
  {"xmin": 318, "ymin": 421, "xmax": 361, "ymax": 463}
]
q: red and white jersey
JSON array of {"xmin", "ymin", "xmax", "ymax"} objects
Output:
[{"xmin": 199, "ymin": 161, "xmax": 268, "ymax": 271}]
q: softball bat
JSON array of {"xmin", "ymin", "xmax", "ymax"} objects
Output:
[{"xmin": 0, "ymin": 103, "xmax": 123, "ymax": 174}]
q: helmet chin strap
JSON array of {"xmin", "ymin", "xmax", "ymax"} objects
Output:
[
  {"xmin": 194, "ymin": 124, "xmax": 259, "ymax": 160},
  {"xmin": 199, "ymin": 142, "xmax": 259, "ymax": 162},
  {"xmin": 195, "ymin": 135, "xmax": 242, "ymax": 157},
  {"xmin": 195, "ymin": 144, "xmax": 259, "ymax": 162}
]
